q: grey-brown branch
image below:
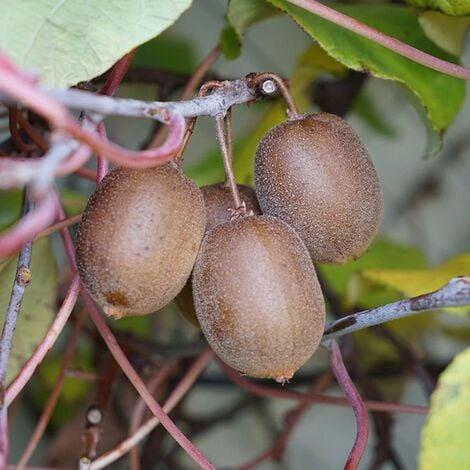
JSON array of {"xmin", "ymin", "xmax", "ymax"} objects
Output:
[{"xmin": 323, "ymin": 276, "xmax": 470, "ymax": 340}]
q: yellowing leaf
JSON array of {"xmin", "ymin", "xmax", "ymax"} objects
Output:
[
  {"xmin": 360, "ymin": 253, "xmax": 470, "ymax": 297},
  {"xmin": 320, "ymin": 237, "xmax": 427, "ymax": 301},
  {"xmin": 419, "ymin": 346, "xmax": 470, "ymax": 469},
  {"xmin": 408, "ymin": 0, "xmax": 470, "ymax": 16},
  {"xmin": 419, "ymin": 11, "xmax": 470, "ymax": 55}
]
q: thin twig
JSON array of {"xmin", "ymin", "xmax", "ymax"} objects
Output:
[
  {"xmin": 236, "ymin": 372, "xmax": 333, "ymax": 470},
  {"xmin": 81, "ymin": 352, "xmax": 121, "ymax": 467},
  {"xmin": 327, "ymin": 340, "xmax": 369, "ymax": 470},
  {"xmin": 90, "ymin": 349, "xmax": 214, "ymax": 469},
  {"xmin": 16, "ymin": 308, "xmax": 88, "ymax": 469},
  {"xmin": 8, "ymin": 107, "xmax": 36, "ymax": 153},
  {"xmin": 285, "ymin": 0, "xmax": 470, "ymax": 79},
  {"xmin": 81, "ymin": 291, "xmax": 215, "ymax": 469},
  {"xmin": 34, "ymin": 214, "xmax": 83, "ymax": 240},
  {"xmin": 0, "ymin": 77, "xmax": 255, "ymax": 121},
  {"xmin": 248, "ymin": 72, "xmax": 299, "ymax": 118},
  {"xmin": 5, "ymin": 275, "xmax": 81, "ymax": 407},
  {"xmin": 0, "ymin": 194, "xmax": 33, "ymax": 467},
  {"xmin": 372, "ymin": 326, "xmax": 435, "ymax": 397},
  {"xmin": 323, "ymin": 276, "xmax": 470, "ymax": 340},
  {"xmin": 95, "ymin": 50, "xmax": 136, "ymax": 182},
  {"xmin": 98, "ymin": 50, "xmax": 136, "ymax": 97},
  {"xmin": 222, "ymin": 364, "xmax": 427, "ymax": 415},
  {"xmin": 74, "ymin": 167, "xmax": 97, "ymax": 181},
  {"xmin": 215, "ymin": 116, "xmax": 242, "ymax": 209},
  {"xmin": 129, "ymin": 361, "xmax": 177, "ymax": 470},
  {"xmin": 147, "ymin": 45, "xmax": 221, "ymax": 149}
]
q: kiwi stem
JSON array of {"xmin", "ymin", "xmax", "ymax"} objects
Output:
[
  {"xmin": 223, "ymin": 108, "xmax": 233, "ymax": 188},
  {"xmin": 215, "ymin": 115, "xmax": 242, "ymax": 209},
  {"xmin": 174, "ymin": 116, "xmax": 197, "ymax": 168},
  {"xmin": 327, "ymin": 339, "xmax": 369, "ymax": 469},
  {"xmin": 252, "ymin": 72, "xmax": 300, "ymax": 119}
]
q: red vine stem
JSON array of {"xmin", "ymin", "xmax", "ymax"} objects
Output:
[
  {"xmin": 221, "ymin": 363, "xmax": 427, "ymax": 415},
  {"xmin": 327, "ymin": 340, "xmax": 369, "ymax": 470},
  {"xmin": 0, "ymin": 53, "xmax": 186, "ymax": 169},
  {"xmin": 91, "ymin": 348, "xmax": 214, "ymax": 469},
  {"xmin": 129, "ymin": 361, "xmax": 177, "ymax": 470},
  {"xmin": 53, "ymin": 201, "xmax": 215, "ymax": 469},
  {"xmin": 75, "ymin": 167, "xmax": 97, "ymax": 181},
  {"xmin": 34, "ymin": 214, "xmax": 83, "ymax": 240},
  {"xmin": 81, "ymin": 293, "xmax": 215, "ymax": 469},
  {"xmin": 285, "ymin": 0, "xmax": 470, "ymax": 80},
  {"xmin": 98, "ymin": 50, "xmax": 136, "ymax": 97},
  {"xmin": 96, "ymin": 50, "xmax": 136, "ymax": 181},
  {"xmin": 237, "ymin": 372, "xmax": 333, "ymax": 469},
  {"xmin": 5, "ymin": 275, "xmax": 80, "ymax": 406}
]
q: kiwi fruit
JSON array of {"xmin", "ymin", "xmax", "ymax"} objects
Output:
[
  {"xmin": 175, "ymin": 182, "xmax": 260, "ymax": 326},
  {"xmin": 254, "ymin": 112, "xmax": 383, "ymax": 264},
  {"xmin": 76, "ymin": 164, "xmax": 206, "ymax": 319},
  {"xmin": 192, "ymin": 215, "xmax": 325, "ymax": 382}
]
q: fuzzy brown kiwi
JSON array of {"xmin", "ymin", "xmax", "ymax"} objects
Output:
[
  {"xmin": 254, "ymin": 112, "xmax": 383, "ymax": 264},
  {"xmin": 192, "ymin": 215, "xmax": 326, "ymax": 382},
  {"xmin": 76, "ymin": 164, "xmax": 206, "ymax": 319},
  {"xmin": 175, "ymin": 182, "xmax": 261, "ymax": 326}
]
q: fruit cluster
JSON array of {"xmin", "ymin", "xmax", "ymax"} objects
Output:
[{"xmin": 76, "ymin": 112, "xmax": 382, "ymax": 383}]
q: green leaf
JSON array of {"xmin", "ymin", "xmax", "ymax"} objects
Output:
[
  {"xmin": 33, "ymin": 341, "xmax": 93, "ymax": 427},
  {"xmin": 233, "ymin": 101, "xmax": 286, "ymax": 185},
  {"xmin": 420, "ymin": 346, "xmax": 470, "ymax": 469},
  {"xmin": 319, "ymin": 237, "xmax": 427, "ymax": 301},
  {"xmin": 226, "ymin": 0, "xmax": 280, "ymax": 39},
  {"xmin": 357, "ymin": 253, "xmax": 470, "ymax": 315},
  {"xmin": 60, "ymin": 188, "xmax": 88, "ymax": 217},
  {"xmin": 132, "ymin": 33, "xmax": 197, "ymax": 74},
  {"xmin": 221, "ymin": 0, "xmax": 281, "ymax": 61},
  {"xmin": 232, "ymin": 44, "xmax": 345, "ymax": 184},
  {"xmin": 419, "ymin": 11, "xmax": 470, "ymax": 55},
  {"xmin": 0, "ymin": 239, "xmax": 57, "ymax": 384},
  {"xmin": 353, "ymin": 91, "xmax": 396, "ymax": 137},
  {"xmin": 185, "ymin": 148, "xmax": 225, "ymax": 187},
  {"xmin": 0, "ymin": 0, "xmax": 193, "ymax": 87},
  {"xmin": 408, "ymin": 0, "xmax": 470, "ymax": 16},
  {"xmin": 268, "ymin": 2, "xmax": 465, "ymax": 155},
  {"xmin": 189, "ymin": 44, "xmax": 345, "ymax": 186},
  {"xmin": 0, "ymin": 190, "xmax": 22, "ymax": 232},
  {"xmin": 220, "ymin": 26, "xmax": 242, "ymax": 61}
]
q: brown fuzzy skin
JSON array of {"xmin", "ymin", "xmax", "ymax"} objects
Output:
[
  {"xmin": 176, "ymin": 183, "xmax": 260, "ymax": 327},
  {"xmin": 193, "ymin": 215, "xmax": 326, "ymax": 382},
  {"xmin": 76, "ymin": 164, "xmax": 206, "ymax": 318},
  {"xmin": 254, "ymin": 112, "xmax": 383, "ymax": 264},
  {"xmin": 202, "ymin": 183, "xmax": 261, "ymax": 232}
]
